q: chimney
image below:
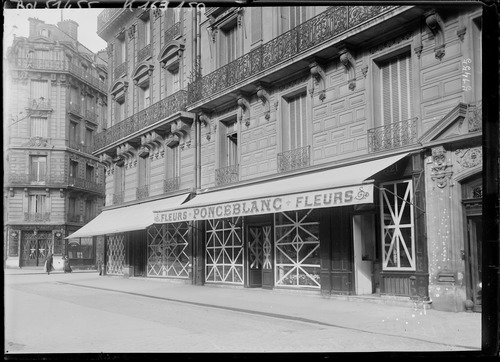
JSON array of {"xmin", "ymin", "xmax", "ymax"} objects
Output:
[
  {"xmin": 28, "ymin": 18, "xmax": 45, "ymax": 37},
  {"xmin": 57, "ymin": 19, "xmax": 79, "ymax": 41}
]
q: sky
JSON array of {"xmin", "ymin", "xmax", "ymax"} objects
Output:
[{"xmin": 4, "ymin": 8, "xmax": 108, "ymax": 54}]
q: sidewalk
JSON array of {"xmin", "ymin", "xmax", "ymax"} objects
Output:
[{"xmin": 4, "ymin": 268, "xmax": 482, "ymax": 350}]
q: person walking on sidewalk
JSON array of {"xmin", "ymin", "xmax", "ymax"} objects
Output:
[
  {"xmin": 45, "ymin": 252, "xmax": 54, "ymax": 275},
  {"xmin": 63, "ymin": 255, "xmax": 72, "ymax": 273}
]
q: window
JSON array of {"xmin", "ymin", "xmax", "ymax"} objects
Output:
[
  {"xmin": 29, "ymin": 194, "xmax": 47, "ymax": 215},
  {"xmin": 281, "ymin": 7, "xmax": 307, "ymax": 33},
  {"xmin": 85, "ymin": 200, "xmax": 94, "ymax": 221},
  {"xmin": 68, "ymin": 237, "xmax": 94, "ymax": 259},
  {"xmin": 144, "ymin": 18, "xmax": 151, "ymax": 45},
  {"xmin": 30, "ymin": 117, "xmax": 48, "ymax": 138},
  {"xmin": 30, "ymin": 156, "xmax": 46, "ymax": 182},
  {"xmin": 86, "ymin": 164, "xmax": 95, "ymax": 182},
  {"xmin": 380, "ymin": 180, "xmax": 415, "ymax": 271},
  {"xmin": 40, "ymin": 29, "xmax": 49, "ymax": 37},
  {"xmin": 165, "ymin": 146, "xmax": 180, "ymax": 179},
  {"xmin": 69, "ymin": 120, "xmax": 80, "ymax": 146},
  {"xmin": 172, "ymin": 69, "xmax": 180, "ymax": 92},
  {"xmin": 282, "ymin": 92, "xmax": 307, "ymax": 151},
  {"xmin": 69, "ymin": 160, "xmax": 78, "ymax": 178},
  {"xmin": 140, "ymin": 85, "xmax": 151, "ymax": 110},
  {"xmin": 220, "ymin": 22, "xmax": 238, "ymax": 66},
  {"xmin": 68, "ymin": 197, "xmax": 77, "ymax": 218},
  {"xmin": 378, "ymin": 52, "xmax": 413, "ymax": 125},
  {"xmin": 115, "ymin": 164, "xmax": 126, "ymax": 194},
  {"xmin": 34, "ymin": 49, "xmax": 50, "ymax": 60},
  {"xmin": 84, "ymin": 128, "xmax": 93, "ymax": 149},
  {"xmin": 30, "ymin": 79, "xmax": 49, "ymax": 103},
  {"xmin": 220, "ymin": 119, "xmax": 238, "ymax": 168},
  {"xmin": 115, "ymin": 101, "xmax": 125, "ymax": 123},
  {"xmin": 118, "ymin": 39, "xmax": 126, "ymax": 64}
]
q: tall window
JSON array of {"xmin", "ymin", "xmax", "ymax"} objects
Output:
[
  {"xmin": 138, "ymin": 155, "xmax": 151, "ymax": 189},
  {"xmin": 282, "ymin": 92, "xmax": 307, "ymax": 151},
  {"xmin": 85, "ymin": 200, "xmax": 94, "ymax": 221},
  {"xmin": 30, "ymin": 117, "xmax": 48, "ymax": 138},
  {"xmin": 165, "ymin": 146, "xmax": 180, "ymax": 179},
  {"xmin": 378, "ymin": 52, "xmax": 413, "ymax": 125},
  {"xmin": 281, "ymin": 6, "xmax": 307, "ymax": 33},
  {"xmin": 115, "ymin": 101, "xmax": 125, "ymax": 123},
  {"xmin": 220, "ymin": 22, "xmax": 237, "ymax": 66},
  {"xmin": 68, "ymin": 197, "xmax": 77, "ymax": 218},
  {"xmin": 69, "ymin": 120, "xmax": 80, "ymax": 145},
  {"xmin": 172, "ymin": 69, "xmax": 180, "ymax": 92},
  {"xmin": 30, "ymin": 156, "xmax": 47, "ymax": 182},
  {"xmin": 115, "ymin": 164, "xmax": 126, "ymax": 194},
  {"xmin": 144, "ymin": 18, "xmax": 151, "ymax": 45},
  {"xmin": 30, "ymin": 79, "xmax": 49, "ymax": 103},
  {"xmin": 220, "ymin": 119, "xmax": 238, "ymax": 168},
  {"xmin": 69, "ymin": 160, "xmax": 78, "ymax": 178},
  {"xmin": 86, "ymin": 164, "xmax": 95, "ymax": 182},
  {"xmin": 84, "ymin": 128, "xmax": 93, "ymax": 149},
  {"xmin": 140, "ymin": 85, "xmax": 150, "ymax": 110},
  {"xmin": 29, "ymin": 194, "xmax": 46, "ymax": 215}
]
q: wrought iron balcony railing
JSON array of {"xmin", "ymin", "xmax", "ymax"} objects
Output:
[
  {"xmin": 114, "ymin": 61, "xmax": 128, "ymax": 79},
  {"xmin": 85, "ymin": 109, "xmax": 98, "ymax": 124},
  {"xmin": 137, "ymin": 44, "xmax": 152, "ymax": 63},
  {"xmin": 277, "ymin": 146, "xmax": 311, "ymax": 173},
  {"xmin": 215, "ymin": 165, "xmax": 239, "ymax": 186},
  {"xmin": 188, "ymin": 5, "xmax": 393, "ymax": 104},
  {"xmin": 24, "ymin": 212, "xmax": 50, "ymax": 222},
  {"xmin": 69, "ymin": 103, "xmax": 82, "ymax": 116},
  {"xmin": 113, "ymin": 192, "xmax": 124, "ymax": 205},
  {"xmin": 164, "ymin": 177, "xmax": 180, "ymax": 193},
  {"xmin": 94, "ymin": 90, "xmax": 188, "ymax": 151},
  {"xmin": 67, "ymin": 63, "xmax": 107, "ymax": 93},
  {"xmin": 367, "ymin": 117, "xmax": 418, "ymax": 153},
  {"xmin": 97, "ymin": 8, "xmax": 123, "ymax": 33},
  {"xmin": 466, "ymin": 101, "xmax": 482, "ymax": 133},
  {"xmin": 136, "ymin": 185, "xmax": 150, "ymax": 200},
  {"xmin": 69, "ymin": 141, "xmax": 93, "ymax": 155},
  {"xmin": 164, "ymin": 22, "xmax": 181, "ymax": 44},
  {"xmin": 68, "ymin": 176, "xmax": 105, "ymax": 194}
]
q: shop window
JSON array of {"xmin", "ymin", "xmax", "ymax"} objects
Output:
[
  {"xmin": 30, "ymin": 155, "xmax": 47, "ymax": 182},
  {"xmin": 68, "ymin": 237, "xmax": 94, "ymax": 259},
  {"xmin": 379, "ymin": 180, "xmax": 415, "ymax": 270},
  {"xmin": 30, "ymin": 117, "xmax": 48, "ymax": 138}
]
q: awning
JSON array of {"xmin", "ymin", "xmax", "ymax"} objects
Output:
[
  {"xmin": 67, "ymin": 193, "xmax": 190, "ymax": 239},
  {"xmin": 153, "ymin": 153, "xmax": 408, "ymax": 223}
]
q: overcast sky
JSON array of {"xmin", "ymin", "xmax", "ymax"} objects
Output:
[{"xmin": 4, "ymin": 9, "xmax": 108, "ymax": 54}]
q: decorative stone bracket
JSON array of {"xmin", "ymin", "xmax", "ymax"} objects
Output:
[
  {"xmin": 430, "ymin": 146, "xmax": 453, "ymax": 188},
  {"xmin": 140, "ymin": 131, "xmax": 164, "ymax": 159},
  {"xmin": 309, "ymin": 61, "xmax": 326, "ymax": 101},
  {"xmin": 425, "ymin": 9, "xmax": 446, "ymax": 61},
  {"xmin": 171, "ymin": 118, "xmax": 193, "ymax": 150},
  {"xmin": 116, "ymin": 143, "xmax": 137, "ymax": 168},
  {"xmin": 255, "ymin": 83, "xmax": 271, "ymax": 121},
  {"xmin": 236, "ymin": 92, "xmax": 251, "ymax": 127},
  {"xmin": 199, "ymin": 112, "xmax": 215, "ymax": 141},
  {"xmin": 339, "ymin": 46, "xmax": 356, "ymax": 91}
]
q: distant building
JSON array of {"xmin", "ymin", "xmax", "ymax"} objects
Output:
[
  {"xmin": 4, "ymin": 17, "xmax": 108, "ymax": 271},
  {"xmin": 73, "ymin": 5, "xmax": 483, "ymax": 312}
]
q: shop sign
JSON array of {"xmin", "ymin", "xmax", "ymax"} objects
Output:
[{"xmin": 154, "ymin": 184, "xmax": 373, "ymax": 223}]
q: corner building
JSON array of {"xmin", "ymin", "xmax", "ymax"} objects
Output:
[
  {"xmin": 4, "ymin": 18, "xmax": 108, "ymax": 271},
  {"xmin": 76, "ymin": 5, "xmax": 483, "ymax": 312}
]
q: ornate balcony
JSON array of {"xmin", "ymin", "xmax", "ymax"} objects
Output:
[
  {"xmin": 277, "ymin": 146, "xmax": 311, "ymax": 173},
  {"xmin": 69, "ymin": 103, "xmax": 83, "ymax": 117},
  {"xmin": 136, "ymin": 185, "xmax": 150, "ymax": 200},
  {"xmin": 85, "ymin": 109, "xmax": 98, "ymax": 124},
  {"xmin": 367, "ymin": 117, "xmax": 418, "ymax": 153},
  {"xmin": 68, "ymin": 176, "xmax": 105, "ymax": 194},
  {"xmin": 215, "ymin": 165, "xmax": 239, "ymax": 186},
  {"xmin": 114, "ymin": 61, "xmax": 128, "ymax": 79},
  {"xmin": 24, "ymin": 212, "xmax": 50, "ymax": 222},
  {"xmin": 68, "ymin": 63, "xmax": 107, "ymax": 93},
  {"xmin": 188, "ymin": 5, "xmax": 394, "ymax": 104},
  {"xmin": 164, "ymin": 22, "xmax": 181, "ymax": 44},
  {"xmin": 113, "ymin": 192, "xmax": 124, "ymax": 205},
  {"xmin": 94, "ymin": 90, "xmax": 188, "ymax": 151},
  {"xmin": 164, "ymin": 177, "xmax": 180, "ymax": 193},
  {"xmin": 137, "ymin": 44, "xmax": 152, "ymax": 63},
  {"xmin": 69, "ymin": 141, "xmax": 93, "ymax": 155},
  {"xmin": 97, "ymin": 8, "xmax": 123, "ymax": 33},
  {"xmin": 466, "ymin": 101, "xmax": 482, "ymax": 133}
]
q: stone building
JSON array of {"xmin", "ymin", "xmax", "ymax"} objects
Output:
[
  {"xmin": 72, "ymin": 5, "xmax": 483, "ymax": 312},
  {"xmin": 4, "ymin": 17, "xmax": 108, "ymax": 271}
]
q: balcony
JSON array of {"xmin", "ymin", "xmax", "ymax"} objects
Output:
[
  {"xmin": 85, "ymin": 109, "xmax": 98, "ymax": 124},
  {"xmin": 367, "ymin": 117, "xmax": 418, "ymax": 153},
  {"xmin": 114, "ymin": 61, "xmax": 128, "ymax": 79},
  {"xmin": 137, "ymin": 44, "xmax": 152, "ymax": 63},
  {"xmin": 136, "ymin": 185, "xmax": 150, "ymax": 200},
  {"xmin": 68, "ymin": 63, "xmax": 107, "ymax": 93},
  {"xmin": 68, "ymin": 176, "xmax": 105, "ymax": 194},
  {"xmin": 67, "ymin": 214, "xmax": 83, "ymax": 223},
  {"xmin": 69, "ymin": 103, "xmax": 83, "ymax": 117},
  {"xmin": 277, "ymin": 146, "xmax": 311, "ymax": 173},
  {"xmin": 113, "ymin": 192, "xmax": 124, "ymax": 205},
  {"xmin": 164, "ymin": 22, "xmax": 181, "ymax": 44},
  {"xmin": 97, "ymin": 8, "xmax": 124, "ymax": 34},
  {"xmin": 94, "ymin": 90, "xmax": 188, "ymax": 152},
  {"xmin": 215, "ymin": 165, "xmax": 239, "ymax": 186},
  {"xmin": 188, "ymin": 5, "xmax": 394, "ymax": 105},
  {"xmin": 24, "ymin": 212, "xmax": 50, "ymax": 222},
  {"xmin": 69, "ymin": 141, "xmax": 93, "ymax": 155}
]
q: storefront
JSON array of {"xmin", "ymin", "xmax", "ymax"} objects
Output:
[{"xmin": 153, "ymin": 152, "xmax": 428, "ymax": 299}]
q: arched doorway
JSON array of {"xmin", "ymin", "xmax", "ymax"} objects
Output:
[{"xmin": 462, "ymin": 174, "xmax": 482, "ymax": 312}]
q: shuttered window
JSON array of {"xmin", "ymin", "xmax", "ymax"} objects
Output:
[
  {"xmin": 379, "ymin": 53, "xmax": 413, "ymax": 125},
  {"xmin": 30, "ymin": 80, "xmax": 49, "ymax": 101},
  {"xmin": 283, "ymin": 92, "xmax": 307, "ymax": 151},
  {"xmin": 281, "ymin": 6, "xmax": 307, "ymax": 33},
  {"xmin": 221, "ymin": 23, "xmax": 237, "ymax": 65},
  {"xmin": 30, "ymin": 117, "xmax": 47, "ymax": 137}
]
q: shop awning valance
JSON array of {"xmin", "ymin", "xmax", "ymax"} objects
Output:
[
  {"xmin": 153, "ymin": 153, "xmax": 409, "ymax": 223},
  {"xmin": 66, "ymin": 193, "xmax": 190, "ymax": 239}
]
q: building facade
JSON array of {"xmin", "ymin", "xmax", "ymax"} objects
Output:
[
  {"xmin": 4, "ymin": 18, "xmax": 108, "ymax": 270},
  {"xmin": 73, "ymin": 5, "xmax": 483, "ymax": 312}
]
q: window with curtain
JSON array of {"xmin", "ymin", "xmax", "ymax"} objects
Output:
[
  {"xmin": 29, "ymin": 194, "xmax": 46, "ymax": 214},
  {"xmin": 282, "ymin": 92, "xmax": 308, "ymax": 151},
  {"xmin": 379, "ymin": 52, "xmax": 413, "ymax": 125},
  {"xmin": 30, "ymin": 117, "xmax": 48, "ymax": 138},
  {"xmin": 30, "ymin": 156, "xmax": 47, "ymax": 182},
  {"xmin": 219, "ymin": 119, "xmax": 238, "ymax": 168}
]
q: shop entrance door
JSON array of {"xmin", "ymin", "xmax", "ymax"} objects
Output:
[
  {"xmin": 466, "ymin": 215, "xmax": 482, "ymax": 312},
  {"xmin": 21, "ymin": 232, "xmax": 52, "ymax": 267},
  {"xmin": 247, "ymin": 225, "xmax": 273, "ymax": 289}
]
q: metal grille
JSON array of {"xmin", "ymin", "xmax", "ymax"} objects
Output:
[
  {"xmin": 215, "ymin": 165, "xmax": 239, "ymax": 186},
  {"xmin": 163, "ymin": 177, "xmax": 180, "ymax": 193},
  {"xmin": 147, "ymin": 223, "xmax": 189, "ymax": 278},
  {"xmin": 205, "ymin": 217, "xmax": 244, "ymax": 284},
  {"xmin": 277, "ymin": 146, "xmax": 310, "ymax": 173},
  {"xmin": 106, "ymin": 234, "xmax": 126, "ymax": 275},
  {"xmin": 262, "ymin": 226, "xmax": 272, "ymax": 270},
  {"xmin": 164, "ymin": 22, "xmax": 180, "ymax": 44},
  {"xmin": 136, "ymin": 185, "xmax": 150, "ymax": 200},
  {"xmin": 275, "ymin": 209, "xmax": 320, "ymax": 288},
  {"xmin": 367, "ymin": 117, "xmax": 418, "ymax": 152},
  {"xmin": 21, "ymin": 232, "xmax": 52, "ymax": 267},
  {"xmin": 137, "ymin": 44, "xmax": 151, "ymax": 63}
]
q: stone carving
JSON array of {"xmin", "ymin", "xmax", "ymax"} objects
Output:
[
  {"xmin": 430, "ymin": 146, "xmax": 453, "ymax": 188},
  {"xmin": 455, "ymin": 147, "xmax": 482, "ymax": 168}
]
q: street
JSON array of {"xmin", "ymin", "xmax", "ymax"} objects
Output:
[{"xmin": 4, "ymin": 270, "xmax": 481, "ymax": 353}]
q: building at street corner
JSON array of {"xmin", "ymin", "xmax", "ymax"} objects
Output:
[
  {"xmin": 70, "ymin": 5, "xmax": 483, "ymax": 313},
  {"xmin": 4, "ymin": 18, "xmax": 108, "ymax": 271}
]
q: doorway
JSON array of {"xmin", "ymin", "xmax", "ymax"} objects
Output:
[
  {"xmin": 21, "ymin": 231, "xmax": 53, "ymax": 267},
  {"xmin": 247, "ymin": 225, "xmax": 273, "ymax": 289},
  {"xmin": 466, "ymin": 215, "xmax": 482, "ymax": 311}
]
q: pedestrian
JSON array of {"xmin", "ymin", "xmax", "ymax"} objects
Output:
[
  {"xmin": 63, "ymin": 255, "xmax": 72, "ymax": 273},
  {"xmin": 97, "ymin": 255, "xmax": 103, "ymax": 276},
  {"xmin": 45, "ymin": 252, "xmax": 53, "ymax": 275}
]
